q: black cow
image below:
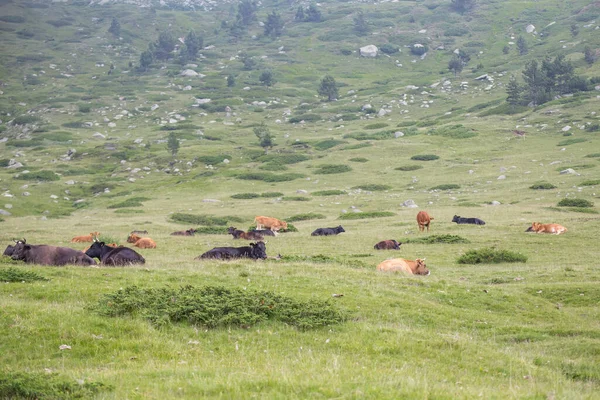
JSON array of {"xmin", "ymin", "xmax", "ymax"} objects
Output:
[
  {"xmin": 249, "ymin": 228, "xmax": 277, "ymax": 237},
  {"xmin": 171, "ymin": 228, "xmax": 196, "ymax": 236},
  {"xmin": 196, "ymin": 241, "xmax": 267, "ymax": 260},
  {"xmin": 11, "ymin": 239, "xmax": 96, "ymax": 266},
  {"xmin": 85, "ymin": 241, "xmax": 145, "ymax": 266},
  {"xmin": 311, "ymin": 225, "xmax": 345, "ymax": 236},
  {"xmin": 374, "ymin": 240, "xmax": 401, "ymax": 250},
  {"xmin": 3, "ymin": 245, "xmax": 14, "ymax": 256},
  {"xmin": 228, "ymin": 227, "xmax": 264, "ymax": 240},
  {"xmin": 452, "ymin": 215, "xmax": 486, "ymax": 225}
]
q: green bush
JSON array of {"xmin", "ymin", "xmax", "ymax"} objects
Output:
[
  {"xmin": 258, "ymin": 154, "xmax": 310, "ymax": 164},
  {"xmin": 457, "ymin": 248, "xmax": 527, "ymax": 264},
  {"xmin": 0, "ymin": 371, "xmax": 111, "ymax": 399},
  {"xmin": 351, "ymin": 184, "xmax": 391, "ymax": 191},
  {"xmin": 379, "ymin": 43, "xmax": 399, "ymax": 55},
  {"xmin": 585, "ymin": 153, "xmax": 600, "ymax": 158},
  {"xmin": 288, "ymin": 114, "xmax": 322, "ymax": 123},
  {"xmin": 343, "ymin": 130, "xmax": 396, "ymax": 141},
  {"xmin": 0, "ymin": 267, "xmax": 49, "ymax": 282},
  {"xmin": 364, "ymin": 123, "xmax": 389, "ymax": 130},
  {"xmin": 338, "ymin": 211, "xmax": 395, "ymax": 220},
  {"xmin": 342, "ymin": 143, "xmax": 372, "ymax": 150},
  {"xmin": 403, "ymin": 235, "xmax": 469, "ymax": 244},
  {"xmin": 395, "ymin": 165, "xmax": 423, "ymax": 171},
  {"xmin": 0, "ymin": 15, "xmax": 26, "ymax": 23},
  {"xmin": 313, "ymin": 139, "xmax": 346, "ymax": 150},
  {"xmin": 231, "ymin": 193, "xmax": 261, "ymax": 199},
  {"xmin": 287, "ymin": 213, "xmax": 326, "ymax": 222},
  {"xmin": 312, "ymin": 190, "xmax": 346, "ymax": 196},
  {"xmin": 14, "ymin": 171, "xmax": 60, "ymax": 181},
  {"xmin": 170, "ymin": 213, "xmax": 243, "ymax": 226},
  {"xmin": 107, "ymin": 197, "xmax": 150, "ymax": 209},
  {"xmin": 430, "ymin": 184, "xmax": 460, "ymax": 191},
  {"xmin": 411, "ymin": 154, "xmax": 439, "ymax": 161},
  {"xmin": 259, "ymin": 163, "xmax": 288, "ymax": 171},
  {"xmin": 530, "ymin": 182, "xmax": 557, "ymax": 190},
  {"xmin": 90, "ymin": 285, "xmax": 347, "ymax": 330},
  {"xmin": 557, "ymin": 198, "xmax": 594, "ymax": 208},
  {"xmin": 558, "ymin": 138, "xmax": 587, "ymax": 146},
  {"xmin": 314, "ymin": 164, "xmax": 352, "ymax": 174},
  {"xmin": 261, "ymin": 192, "xmax": 284, "ymax": 198},
  {"xmin": 78, "ymin": 104, "xmax": 91, "ymax": 113},
  {"xmin": 349, "ymin": 157, "xmax": 368, "ymax": 163},
  {"xmin": 236, "ymin": 172, "xmax": 304, "ymax": 182},
  {"xmin": 11, "ymin": 115, "xmax": 41, "ymax": 125},
  {"xmin": 580, "ymin": 180, "xmax": 600, "ymax": 187},
  {"xmin": 282, "ymin": 196, "xmax": 310, "ymax": 201},
  {"xmin": 428, "ymin": 124, "xmax": 477, "ymax": 139},
  {"xmin": 584, "ymin": 124, "xmax": 600, "ymax": 132},
  {"xmin": 197, "ymin": 155, "xmax": 231, "ymax": 164},
  {"xmin": 444, "ymin": 26, "xmax": 469, "ymax": 36}
]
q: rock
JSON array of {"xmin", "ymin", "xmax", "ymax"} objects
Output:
[
  {"xmin": 22, "ymin": 192, "xmax": 30, "ymax": 196},
  {"xmin": 490, "ymin": 201, "xmax": 501, "ymax": 206},
  {"xmin": 222, "ymin": 159, "xmax": 230, "ymax": 164},
  {"xmin": 151, "ymin": 104, "xmax": 159, "ymax": 111},
  {"xmin": 92, "ymin": 132, "xmax": 106, "ymax": 139},
  {"xmin": 561, "ymin": 125, "xmax": 571, "ymax": 132},
  {"xmin": 65, "ymin": 180, "xmax": 75, "ymax": 185},
  {"xmin": 498, "ymin": 175, "xmax": 506, "ymax": 180},
  {"xmin": 195, "ymin": 98, "xmax": 211, "ymax": 104},
  {"xmin": 202, "ymin": 199, "xmax": 221, "ymax": 203},
  {"xmin": 395, "ymin": 131, "xmax": 404, "ymax": 138},
  {"xmin": 296, "ymin": 189, "xmax": 308, "ymax": 194},
  {"xmin": 0, "ymin": 209, "xmax": 11, "ymax": 216},
  {"xmin": 360, "ymin": 45, "xmax": 378, "ymax": 58},
  {"xmin": 6, "ymin": 160, "xmax": 23, "ymax": 169},
  {"xmin": 560, "ymin": 168, "xmax": 579, "ymax": 175},
  {"xmin": 402, "ymin": 199, "xmax": 418, "ymax": 208},
  {"xmin": 526, "ymin": 24, "xmax": 535, "ymax": 33},
  {"xmin": 362, "ymin": 104, "xmax": 372, "ymax": 111},
  {"xmin": 180, "ymin": 69, "xmax": 198, "ymax": 77},
  {"xmin": 50, "ymin": 195, "xmax": 58, "ymax": 199}
]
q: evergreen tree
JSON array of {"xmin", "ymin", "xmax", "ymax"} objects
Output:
[
  {"xmin": 227, "ymin": 74, "xmax": 236, "ymax": 87},
  {"xmin": 353, "ymin": 11, "xmax": 369, "ymax": 36},
  {"xmin": 318, "ymin": 75, "xmax": 339, "ymax": 101},
  {"xmin": 237, "ymin": 0, "xmax": 257, "ymax": 26},
  {"xmin": 254, "ymin": 123, "xmax": 273, "ymax": 153},
  {"xmin": 450, "ymin": 0, "xmax": 475, "ymax": 13},
  {"xmin": 517, "ymin": 35, "xmax": 528, "ymax": 55},
  {"xmin": 295, "ymin": 6, "xmax": 305, "ymax": 21},
  {"xmin": 184, "ymin": 30, "xmax": 202, "ymax": 60},
  {"xmin": 108, "ymin": 17, "xmax": 121, "ymax": 37},
  {"xmin": 167, "ymin": 132, "xmax": 180, "ymax": 157},
  {"xmin": 264, "ymin": 11, "xmax": 284, "ymax": 38},
  {"xmin": 139, "ymin": 49, "xmax": 153, "ymax": 72},
  {"xmin": 522, "ymin": 60, "xmax": 546, "ymax": 106},
  {"xmin": 448, "ymin": 56, "xmax": 463, "ymax": 76},
  {"xmin": 502, "ymin": 45, "xmax": 510, "ymax": 55},
  {"xmin": 584, "ymin": 46, "xmax": 596, "ymax": 65},
  {"xmin": 240, "ymin": 52, "xmax": 256, "ymax": 70},
  {"xmin": 259, "ymin": 70, "xmax": 276, "ymax": 87},
  {"xmin": 154, "ymin": 31, "xmax": 176, "ymax": 60},
  {"xmin": 305, "ymin": 4, "xmax": 322, "ymax": 22},
  {"xmin": 570, "ymin": 23, "xmax": 579, "ymax": 37},
  {"xmin": 506, "ymin": 75, "xmax": 522, "ymax": 106}
]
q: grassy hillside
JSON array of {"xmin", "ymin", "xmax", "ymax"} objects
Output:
[{"xmin": 1, "ymin": 0, "xmax": 599, "ymax": 398}]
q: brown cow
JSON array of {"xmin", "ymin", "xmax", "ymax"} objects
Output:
[
  {"xmin": 254, "ymin": 216, "xmax": 288, "ymax": 232},
  {"xmin": 374, "ymin": 240, "xmax": 401, "ymax": 250},
  {"xmin": 171, "ymin": 228, "xmax": 196, "ymax": 236},
  {"xmin": 228, "ymin": 227, "xmax": 264, "ymax": 240},
  {"xmin": 71, "ymin": 231, "xmax": 100, "ymax": 243},
  {"xmin": 127, "ymin": 234, "xmax": 157, "ymax": 249},
  {"xmin": 529, "ymin": 222, "xmax": 567, "ymax": 235},
  {"xmin": 416, "ymin": 211, "xmax": 433, "ymax": 232},
  {"xmin": 376, "ymin": 258, "xmax": 429, "ymax": 275}
]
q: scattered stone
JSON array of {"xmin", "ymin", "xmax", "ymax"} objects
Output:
[
  {"xmin": 360, "ymin": 45, "xmax": 378, "ymax": 58},
  {"xmin": 526, "ymin": 24, "xmax": 535, "ymax": 33},
  {"xmin": 490, "ymin": 201, "xmax": 501, "ymax": 206},
  {"xmin": 561, "ymin": 125, "xmax": 571, "ymax": 132},
  {"xmin": 65, "ymin": 180, "xmax": 75, "ymax": 185},
  {"xmin": 202, "ymin": 199, "xmax": 220, "ymax": 203},
  {"xmin": 0, "ymin": 209, "xmax": 11, "ymax": 216},
  {"xmin": 92, "ymin": 132, "xmax": 106, "ymax": 139},
  {"xmin": 560, "ymin": 168, "xmax": 579, "ymax": 175},
  {"xmin": 402, "ymin": 199, "xmax": 418, "ymax": 208}
]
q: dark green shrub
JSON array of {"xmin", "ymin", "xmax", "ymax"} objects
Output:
[
  {"xmin": 349, "ymin": 157, "xmax": 368, "ymax": 163},
  {"xmin": 62, "ymin": 121, "xmax": 85, "ymax": 128},
  {"xmin": 351, "ymin": 184, "xmax": 391, "ymax": 191},
  {"xmin": 107, "ymin": 196, "xmax": 151, "ymax": 209},
  {"xmin": 0, "ymin": 267, "xmax": 49, "ymax": 282},
  {"xmin": 289, "ymin": 114, "xmax": 322, "ymax": 123},
  {"xmin": 430, "ymin": 184, "xmax": 460, "ymax": 191},
  {"xmin": 558, "ymin": 138, "xmax": 587, "ymax": 146},
  {"xmin": 313, "ymin": 139, "xmax": 346, "ymax": 150},
  {"xmin": 428, "ymin": 124, "xmax": 477, "ymax": 139},
  {"xmin": 261, "ymin": 192, "xmax": 284, "ymax": 198},
  {"xmin": 379, "ymin": 43, "xmax": 399, "ymax": 54},
  {"xmin": 530, "ymin": 182, "xmax": 557, "ymax": 190},
  {"xmin": 282, "ymin": 196, "xmax": 310, "ymax": 201},
  {"xmin": 193, "ymin": 226, "xmax": 230, "ymax": 234},
  {"xmin": 236, "ymin": 172, "xmax": 304, "ymax": 182},
  {"xmin": 197, "ymin": 154, "xmax": 231, "ymax": 164},
  {"xmin": 11, "ymin": 115, "xmax": 41, "ymax": 125},
  {"xmin": 287, "ymin": 213, "xmax": 326, "ymax": 222},
  {"xmin": 403, "ymin": 235, "xmax": 469, "ymax": 244},
  {"xmin": 312, "ymin": 190, "xmax": 346, "ymax": 196},
  {"xmin": 411, "ymin": 154, "xmax": 439, "ymax": 161},
  {"xmin": 444, "ymin": 26, "xmax": 469, "ymax": 36},
  {"xmin": 410, "ymin": 44, "xmax": 428, "ymax": 56},
  {"xmin": 78, "ymin": 104, "xmax": 91, "ymax": 113},
  {"xmin": 170, "ymin": 213, "xmax": 243, "ymax": 226},
  {"xmin": 314, "ymin": 164, "xmax": 352, "ymax": 174},
  {"xmin": 557, "ymin": 198, "xmax": 594, "ymax": 208},
  {"xmin": 14, "ymin": 171, "xmax": 60, "ymax": 181},
  {"xmin": 0, "ymin": 159, "xmax": 10, "ymax": 167},
  {"xmin": 343, "ymin": 130, "xmax": 396, "ymax": 141},
  {"xmin": 584, "ymin": 124, "xmax": 600, "ymax": 132},
  {"xmin": 364, "ymin": 123, "xmax": 389, "ymax": 130},
  {"xmin": 338, "ymin": 211, "xmax": 395, "ymax": 220},
  {"xmin": 580, "ymin": 180, "xmax": 600, "ymax": 186},
  {"xmin": 0, "ymin": 371, "xmax": 111, "ymax": 399},
  {"xmin": 231, "ymin": 193, "xmax": 261, "ymax": 199},
  {"xmin": 260, "ymin": 163, "xmax": 288, "ymax": 171},
  {"xmin": 0, "ymin": 15, "xmax": 25, "ymax": 23},
  {"xmin": 258, "ymin": 154, "xmax": 310, "ymax": 164},
  {"xmin": 90, "ymin": 285, "xmax": 347, "ymax": 330},
  {"xmin": 395, "ymin": 165, "xmax": 423, "ymax": 171},
  {"xmin": 457, "ymin": 248, "xmax": 527, "ymax": 264},
  {"xmin": 342, "ymin": 143, "xmax": 372, "ymax": 150}
]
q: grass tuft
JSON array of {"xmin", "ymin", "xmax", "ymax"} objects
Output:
[
  {"xmin": 457, "ymin": 248, "xmax": 527, "ymax": 264},
  {"xmin": 0, "ymin": 371, "xmax": 111, "ymax": 399},
  {"xmin": 0, "ymin": 267, "xmax": 49, "ymax": 282},
  {"xmin": 286, "ymin": 213, "xmax": 326, "ymax": 222},
  {"xmin": 411, "ymin": 154, "xmax": 439, "ymax": 161},
  {"xmin": 403, "ymin": 235, "xmax": 470, "ymax": 244},
  {"xmin": 530, "ymin": 182, "xmax": 557, "ymax": 190},
  {"xmin": 338, "ymin": 211, "xmax": 395, "ymax": 220},
  {"xmin": 557, "ymin": 198, "xmax": 594, "ymax": 208}
]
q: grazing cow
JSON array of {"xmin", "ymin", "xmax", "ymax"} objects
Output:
[
  {"xmin": 416, "ymin": 211, "xmax": 433, "ymax": 232},
  {"xmin": 374, "ymin": 240, "xmax": 401, "ymax": 250},
  {"xmin": 85, "ymin": 241, "xmax": 145, "ymax": 266},
  {"xmin": 196, "ymin": 241, "xmax": 267, "ymax": 260},
  {"xmin": 376, "ymin": 258, "xmax": 429, "ymax": 275},
  {"xmin": 254, "ymin": 216, "xmax": 288, "ymax": 232},
  {"xmin": 311, "ymin": 225, "xmax": 345, "ymax": 236},
  {"xmin": 171, "ymin": 228, "xmax": 196, "ymax": 236},
  {"xmin": 71, "ymin": 231, "xmax": 100, "ymax": 243},
  {"xmin": 3, "ymin": 245, "xmax": 14, "ymax": 256},
  {"xmin": 127, "ymin": 234, "xmax": 157, "ymax": 249},
  {"xmin": 529, "ymin": 222, "xmax": 567, "ymax": 235},
  {"xmin": 131, "ymin": 230, "xmax": 148, "ymax": 235},
  {"xmin": 10, "ymin": 239, "xmax": 96, "ymax": 266},
  {"xmin": 249, "ymin": 228, "xmax": 277, "ymax": 237},
  {"xmin": 452, "ymin": 215, "xmax": 486, "ymax": 225},
  {"xmin": 228, "ymin": 227, "xmax": 264, "ymax": 240}
]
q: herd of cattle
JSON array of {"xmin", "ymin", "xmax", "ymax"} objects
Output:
[{"xmin": 2, "ymin": 213, "xmax": 567, "ymax": 274}]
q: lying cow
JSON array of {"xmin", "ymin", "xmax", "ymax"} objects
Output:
[
  {"xmin": 85, "ymin": 241, "xmax": 145, "ymax": 266},
  {"xmin": 416, "ymin": 211, "xmax": 433, "ymax": 232},
  {"xmin": 71, "ymin": 231, "xmax": 100, "ymax": 243},
  {"xmin": 249, "ymin": 228, "xmax": 277, "ymax": 237},
  {"xmin": 528, "ymin": 222, "xmax": 567, "ymax": 235},
  {"xmin": 311, "ymin": 225, "xmax": 345, "ymax": 236},
  {"xmin": 374, "ymin": 240, "xmax": 401, "ymax": 250},
  {"xmin": 171, "ymin": 228, "xmax": 196, "ymax": 236},
  {"xmin": 228, "ymin": 227, "xmax": 264, "ymax": 240},
  {"xmin": 131, "ymin": 230, "xmax": 148, "ymax": 235},
  {"xmin": 254, "ymin": 216, "xmax": 288, "ymax": 232},
  {"xmin": 127, "ymin": 234, "xmax": 157, "ymax": 249},
  {"xmin": 196, "ymin": 241, "xmax": 267, "ymax": 260},
  {"xmin": 10, "ymin": 239, "xmax": 96, "ymax": 266},
  {"xmin": 376, "ymin": 258, "xmax": 429, "ymax": 275},
  {"xmin": 452, "ymin": 215, "xmax": 486, "ymax": 225},
  {"xmin": 3, "ymin": 245, "xmax": 14, "ymax": 256}
]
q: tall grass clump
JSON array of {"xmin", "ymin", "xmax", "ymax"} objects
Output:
[
  {"xmin": 90, "ymin": 285, "xmax": 347, "ymax": 330},
  {"xmin": 314, "ymin": 164, "xmax": 352, "ymax": 174},
  {"xmin": 14, "ymin": 171, "xmax": 60, "ymax": 181},
  {"xmin": 312, "ymin": 190, "xmax": 346, "ymax": 196},
  {"xmin": 411, "ymin": 154, "xmax": 439, "ymax": 161},
  {"xmin": 530, "ymin": 182, "xmax": 557, "ymax": 190},
  {"xmin": 287, "ymin": 213, "xmax": 326, "ymax": 222},
  {"xmin": 338, "ymin": 211, "xmax": 395, "ymax": 220},
  {"xmin": 0, "ymin": 267, "xmax": 49, "ymax": 283},
  {"xmin": 0, "ymin": 371, "xmax": 111, "ymax": 399},
  {"xmin": 557, "ymin": 198, "xmax": 594, "ymax": 208},
  {"xmin": 457, "ymin": 248, "xmax": 527, "ymax": 264}
]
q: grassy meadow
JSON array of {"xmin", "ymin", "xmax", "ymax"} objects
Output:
[{"xmin": 1, "ymin": 0, "xmax": 600, "ymax": 398}]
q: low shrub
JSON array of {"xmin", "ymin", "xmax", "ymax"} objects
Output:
[
  {"xmin": 349, "ymin": 157, "xmax": 368, "ymax": 163},
  {"xmin": 107, "ymin": 197, "xmax": 150, "ymax": 209},
  {"xmin": 11, "ymin": 115, "xmax": 41, "ymax": 125},
  {"xmin": 379, "ymin": 43, "xmax": 399, "ymax": 55},
  {"xmin": 258, "ymin": 154, "xmax": 310, "ymax": 164},
  {"xmin": 288, "ymin": 114, "xmax": 322, "ymax": 123},
  {"xmin": 530, "ymin": 182, "xmax": 557, "ymax": 190},
  {"xmin": 558, "ymin": 138, "xmax": 587, "ymax": 146},
  {"xmin": 314, "ymin": 164, "xmax": 352, "ymax": 174},
  {"xmin": 580, "ymin": 180, "xmax": 600, "ymax": 186},
  {"xmin": 343, "ymin": 131, "xmax": 396, "ymax": 141},
  {"xmin": 197, "ymin": 155, "xmax": 231, "ymax": 164},
  {"xmin": 282, "ymin": 196, "xmax": 310, "ymax": 201},
  {"xmin": 411, "ymin": 154, "xmax": 439, "ymax": 161},
  {"xmin": 342, "ymin": 143, "xmax": 372, "ymax": 150},
  {"xmin": 338, "ymin": 211, "xmax": 395, "ymax": 220},
  {"xmin": 430, "ymin": 184, "xmax": 460, "ymax": 191},
  {"xmin": 312, "ymin": 190, "xmax": 346, "ymax": 196},
  {"xmin": 170, "ymin": 213, "xmax": 243, "ymax": 226},
  {"xmin": 14, "ymin": 171, "xmax": 60, "ymax": 181},
  {"xmin": 90, "ymin": 285, "xmax": 347, "ymax": 330},
  {"xmin": 0, "ymin": 267, "xmax": 49, "ymax": 282},
  {"xmin": 259, "ymin": 163, "xmax": 288, "ymax": 171},
  {"xmin": 236, "ymin": 172, "xmax": 304, "ymax": 182},
  {"xmin": 261, "ymin": 192, "xmax": 283, "ymax": 198},
  {"xmin": 0, "ymin": 15, "xmax": 26, "ymax": 23},
  {"xmin": 585, "ymin": 153, "xmax": 600, "ymax": 158},
  {"xmin": 457, "ymin": 248, "xmax": 527, "ymax": 264},
  {"xmin": 352, "ymin": 184, "xmax": 391, "ymax": 191},
  {"xmin": 402, "ymin": 235, "xmax": 469, "ymax": 244},
  {"xmin": 287, "ymin": 213, "xmax": 326, "ymax": 222},
  {"xmin": 78, "ymin": 104, "xmax": 91, "ymax": 113},
  {"xmin": 313, "ymin": 139, "xmax": 346, "ymax": 151},
  {"xmin": 444, "ymin": 26, "xmax": 469, "ymax": 36},
  {"xmin": 557, "ymin": 198, "xmax": 594, "ymax": 208},
  {"xmin": 584, "ymin": 123, "xmax": 600, "ymax": 132},
  {"xmin": 0, "ymin": 371, "xmax": 111, "ymax": 399},
  {"xmin": 395, "ymin": 165, "xmax": 423, "ymax": 171},
  {"xmin": 231, "ymin": 193, "xmax": 260, "ymax": 199},
  {"xmin": 364, "ymin": 123, "xmax": 389, "ymax": 130},
  {"xmin": 428, "ymin": 124, "xmax": 477, "ymax": 139}
]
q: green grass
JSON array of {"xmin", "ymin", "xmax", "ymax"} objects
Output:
[
  {"xmin": 557, "ymin": 198, "xmax": 594, "ymax": 208},
  {"xmin": 338, "ymin": 211, "xmax": 395, "ymax": 220},
  {"xmin": 457, "ymin": 248, "xmax": 528, "ymax": 264}
]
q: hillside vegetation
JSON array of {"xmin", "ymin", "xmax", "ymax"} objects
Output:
[{"xmin": 1, "ymin": 0, "xmax": 599, "ymax": 398}]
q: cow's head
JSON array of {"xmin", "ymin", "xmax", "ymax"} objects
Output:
[
  {"xmin": 394, "ymin": 240, "xmax": 401, "ymax": 248},
  {"xmin": 531, "ymin": 222, "xmax": 541, "ymax": 232},
  {"xmin": 227, "ymin": 227, "xmax": 237, "ymax": 234},
  {"xmin": 337, "ymin": 225, "xmax": 345, "ymax": 233},
  {"xmin": 452, "ymin": 215, "xmax": 460, "ymax": 222},
  {"xmin": 249, "ymin": 241, "xmax": 267, "ymax": 259},
  {"xmin": 413, "ymin": 258, "xmax": 430, "ymax": 275},
  {"xmin": 127, "ymin": 234, "xmax": 140, "ymax": 243},
  {"xmin": 10, "ymin": 239, "xmax": 28, "ymax": 261},
  {"xmin": 85, "ymin": 241, "xmax": 106, "ymax": 259}
]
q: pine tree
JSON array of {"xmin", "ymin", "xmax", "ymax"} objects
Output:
[
  {"xmin": 237, "ymin": 0, "xmax": 257, "ymax": 26},
  {"xmin": 584, "ymin": 46, "xmax": 596, "ymax": 65},
  {"xmin": 259, "ymin": 70, "xmax": 276, "ymax": 87},
  {"xmin": 448, "ymin": 56, "xmax": 463, "ymax": 76},
  {"xmin": 517, "ymin": 35, "xmax": 528, "ymax": 55},
  {"xmin": 227, "ymin": 74, "xmax": 236, "ymax": 87},
  {"xmin": 506, "ymin": 75, "xmax": 522, "ymax": 106},
  {"xmin": 295, "ymin": 6, "xmax": 305, "ymax": 21},
  {"xmin": 318, "ymin": 75, "xmax": 339, "ymax": 101},
  {"xmin": 139, "ymin": 50, "xmax": 153, "ymax": 72},
  {"xmin": 167, "ymin": 132, "xmax": 180, "ymax": 157},
  {"xmin": 184, "ymin": 30, "xmax": 202, "ymax": 60},
  {"xmin": 305, "ymin": 4, "xmax": 322, "ymax": 22},
  {"xmin": 254, "ymin": 123, "xmax": 273, "ymax": 153},
  {"xmin": 353, "ymin": 11, "xmax": 369, "ymax": 36},
  {"xmin": 264, "ymin": 11, "xmax": 284, "ymax": 38},
  {"xmin": 108, "ymin": 17, "xmax": 121, "ymax": 37}
]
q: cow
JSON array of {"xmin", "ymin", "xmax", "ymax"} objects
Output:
[
  {"xmin": 529, "ymin": 222, "xmax": 567, "ymax": 235},
  {"xmin": 171, "ymin": 228, "xmax": 196, "ymax": 236},
  {"xmin": 376, "ymin": 258, "xmax": 429, "ymax": 275},
  {"xmin": 228, "ymin": 227, "xmax": 264, "ymax": 240},
  {"xmin": 196, "ymin": 241, "xmax": 267, "ymax": 260},
  {"xmin": 311, "ymin": 225, "xmax": 345, "ymax": 236},
  {"xmin": 416, "ymin": 211, "xmax": 433, "ymax": 232},
  {"xmin": 71, "ymin": 231, "xmax": 100, "ymax": 243},
  {"xmin": 249, "ymin": 228, "xmax": 277, "ymax": 237},
  {"xmin": 85, "ymin": 241, "xmax": 145, "ymax": 266},
  {"xmin": 374, "ymin": 240, "xmax": 401, "ymax": 250},
  {"xmin": 3, "ymin": 245, "xmax": 14, "ymax": 256},
  {"xmin": 254, "ymin": 216, "xmax": 288, "ymax": 232},
  {"xmin": 82, "ymin": 242, "xmax": 118, "ymax": 253},
  {"xmin": 10, "ymin": 239, "xmax": 96, "ymax": 266},
  {"xmin": 127, "ymin": 234, "xmax": 157, "ymax": 249},
  {"xmin": 130, "ymin": 230, "xmax": 148, "ymax": 235},
  {"xmin": 452, "ymin": 215, "xmax": 486, "ymax": 225}
]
